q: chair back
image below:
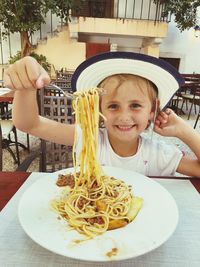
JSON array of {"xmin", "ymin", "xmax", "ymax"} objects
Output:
[
  {"xmin": 0, "ymin": 124, "xmax": 2, "ymax": 170},
  {"xmin": 52, "ymin": 70, "xmax": 74, "ymax": 93},
  {"xmin": 38, "ymin": 86, "xmax": 75, "ymax": 172}
]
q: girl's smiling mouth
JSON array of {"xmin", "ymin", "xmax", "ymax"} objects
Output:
[{"xmin": 115, "ymin": 125, "xmax": 136, "ymax": 131}]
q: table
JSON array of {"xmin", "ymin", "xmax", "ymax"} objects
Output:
[
  {"xmin": 1, "ymin": 171, "xmax": 200, "ymax": 267},
  {"xmin": 0, "ymin": 88, "xmax": 14, "ymax": 103},
  {"xmin": 0, "ymin": 172, "xmax": 30, "ymax": 210},
  {"xmin": 0, "ymin": 88, "xmax": 13, "ymax": 118},
  {"xmin": 0, "ymin": 172, "xmax": 200, "ymax": 211},
  {"xmin": 0, "ymin": 89, "xmax": 30, "ymax": 153}
]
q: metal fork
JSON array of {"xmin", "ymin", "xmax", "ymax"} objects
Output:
[
  {"xmin": 50, "ymin": 83, "xmax": 76, "ymax": 99},
  {"xmin": 49, "ymin": 83, "xmax": 106, "ymax": 99}
]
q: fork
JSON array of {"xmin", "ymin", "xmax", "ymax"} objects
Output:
[
  {"xmin": 49, "ymin": 83, "xmax": 106, "ymax": 99},
  {"xmin": 50, "ymin": 83, "xmax": 76, "ymax": 99}
]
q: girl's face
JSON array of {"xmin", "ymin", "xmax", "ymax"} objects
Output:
[{"xmin": 100, "ymin": 77, "xmax": 155, "ymax": 145}]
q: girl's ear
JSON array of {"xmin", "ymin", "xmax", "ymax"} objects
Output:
[
  {"xmin": 150, "ymin": 98, "xmax": 160, "ymax": 121},
  {"xmin": 156, "ymin": 99, "xmax": 160, "ymax": 111}
]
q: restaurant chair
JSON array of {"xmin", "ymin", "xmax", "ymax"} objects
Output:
[
  {"xmin": 194, "ymin": 111, "xmax": 200, "ymax": 129},
  {"xmin": 0, "ymin": 101, "xmax": 31, "ymax": 146},
  {"xmin": 193, "ymin": 98, "xmax": 200, "ymax": 129},
  {"xmin": 167, "ymin": 89, "xmax": 183, "ymax": 115},
  {"xmin": 52, "ymin": 70, "xmax": 74, "ymax": 93},
  {"xmin": 16, "ymin": 86, "xmax": 74, "ymax": 172},
  {"xmin": 0, "ymin": 119, "xmax": 20, "ymax": 171},
  {"xmin": 180, "ymin": 84, "xmax": 200, "ymax": 120}
]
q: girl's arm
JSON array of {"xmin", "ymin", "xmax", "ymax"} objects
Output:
[
  {"xmin": 4, "ymin": 56, "xmax": 75, "ymax": 146},
  {"xmin": 154, "ymin": 108, "xmax": 200, "ymax": 177}
]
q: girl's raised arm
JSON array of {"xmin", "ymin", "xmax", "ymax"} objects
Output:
[
  {"xmin": 4, "ymin": 56, "xmax": 75, "ymax": 146},
  {"xmin": 154, "ymin": 108, "xmax": 200, "ymax": 177}
]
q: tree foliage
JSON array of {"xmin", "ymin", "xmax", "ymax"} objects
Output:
[
  {"xmin": 0, "ymin": 0, "xmax": 85, "ymax": 57},
  {"xmin": 154, "ymin": 0, "xmax": 200, "ymax": 31},
  {"xmin": 0, "ymin": 1, "xmax": 49, "ymax": 35},
  {"xmin": 9, "ymin": 51, "xmax": 51, "ymax": 71},
  {"xmin": 49, "ymin": 0, "xmax": 85, "ymax": 23}
]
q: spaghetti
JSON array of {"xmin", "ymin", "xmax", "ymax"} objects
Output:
[{"xmin": 51, "ymin": 88, "xmax": 143, "ymax": 238}]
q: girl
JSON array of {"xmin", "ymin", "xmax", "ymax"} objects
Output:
[{"xmin": 4, "ymin": 52, "xmax": 200, "ymax": 176}]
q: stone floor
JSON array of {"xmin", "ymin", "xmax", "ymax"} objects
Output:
[{"xmin": 2, "ymin": 104, "xmax": 200, "ymax": 173}]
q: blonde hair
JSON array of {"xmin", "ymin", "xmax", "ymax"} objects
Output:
[{"xmin": 98, "ymin": 74, "xmax": 158, "ymax": 107}]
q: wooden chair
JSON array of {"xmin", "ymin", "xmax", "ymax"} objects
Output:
[
  {"xmin": 0, "ymin": 119, "xmax": 20, "ymax": 171},
  {"xmin": 167, "ymin": 88, "xmax": 184, "ymax": 115},
  {"xmin": 194, "ymin": 111, "xmax": 200, "ymax": 129},
  {"xmin": 180, "ymin": 84, "xmax": 200, "ymax": 119},
  {"xmin": 193, "ymin": 98, "xmax": 200, "ymax": 129},
  {"xmin": 0, "ymin": 102, "xmax": 20, "ymax": 170},
  {"xmin": 52, "ymin": 70, "xmax": 74, "ymax": 93},
  {"xmin": 0, "ymin": 102, "xmax": 30, "ymax": 170},
  {"xmin": 17, "ymin": 85, "xmax": 74, "ymax": 172}
]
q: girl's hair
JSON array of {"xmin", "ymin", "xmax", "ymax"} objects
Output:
[
  {"xmin": 98, "ymin": 73, "xmax": 158, "ymax": 106},
  {"xmin": 98, "ymin": 74, "xmax": 159, "ymax": 128}
]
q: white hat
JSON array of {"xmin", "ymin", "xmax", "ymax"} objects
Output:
[{"xmin": 71, "ymin": 52, "xmax": 184, "ymax": 109}]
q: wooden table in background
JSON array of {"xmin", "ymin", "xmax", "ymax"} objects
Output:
[{"xmin": 0, "ymin": 90, "xmax": 14, "ymax": 103}]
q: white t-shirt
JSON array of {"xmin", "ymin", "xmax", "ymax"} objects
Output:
[{"xmin": 75, "ymin": 127, "xmax": 183, "ymax": 176}]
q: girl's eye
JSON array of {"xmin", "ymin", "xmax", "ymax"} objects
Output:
[
  {"xmin": 107, "ymin": 104, "xmax": 118, "ymax": 110},
  {"xmin": 130, "ymin": 103, "xmax": 141, "ymax": 109}
]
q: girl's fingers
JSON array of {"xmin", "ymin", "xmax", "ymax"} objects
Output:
[
  {"xmin": 4, "ymin": 56, "xmax": 50, "ymax": 91},
  {"xmin": 24, "ymin": 57, "xmax": 50, "ymax": 88},
  {"xmin": 15, "ymin": 58, "xmax": 37, "ymax": 89},
  {"xmin": 156, "ymin": 109, "xmax": 172, "ymax": 124},
  {"xmin": 156, "ymin": 114, "xmax": 168, "ymax": 124},
  {"xmin": 4, "ymin": 70, "xmax": 16, "ymax": 90},
  {"xmin": 5, "ymin": 66, "xmax": 26, "ymax": 90},
  {"xmin": 35, "ymin": 65, "xmax": 50, "ymax": 88},
  {"xmin": 160, "ymin": 111, "xmax": 168, "ymax": 119},
  {"xmin": 165, "ymin": 108, "xmax": 173, "ymax": 115}
]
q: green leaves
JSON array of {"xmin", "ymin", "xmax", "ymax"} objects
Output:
[
  {"xmin": 9, "ymin": 51, "xmax": 51, "ymax": 71},
  {"xmin": 0, "ymin": 0, "xmax": 85, "ymax": 57},
  {"xmin": 0, "ymin": 0, "xmax": 47, "ymax": 33},
  {"xmin": 0, "ymin": 0, "xmax": 86, "ymax": 35},
  {"xmin": 154, "ymin": 0, "xmax": 200, "ymax": 31},
  {"xmin": 49, "ymin": 0, "xmax": 85, "ymax": 23}
]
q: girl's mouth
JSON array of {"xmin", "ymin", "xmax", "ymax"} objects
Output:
[{"xmin": 115, "ymin": 125, "xmax": 135, "ymax": 131}]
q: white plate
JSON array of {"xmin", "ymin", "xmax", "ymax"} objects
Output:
[{"xmin": 18, "ymin": 166, "xmax": 178, "ymax": 262}]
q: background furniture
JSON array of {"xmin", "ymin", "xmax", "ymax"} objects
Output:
[
  {"xmin": 0, "ymin": 91, "xmax": 30, "ymax": 170},
  {"xmin": 17, "ymin": 85, "xmax": 74, "ymax": 172},
  {"xmin": 0, "ymin": 101, "xmax": 21, "ymax": 170},
  {"xmin": 53, "ymin": 69, "xmax": 74, "ymax": 93},
  {"xmin": 193, "ymin": 101, "xmax": 200, "ymax": 129},
  {"xmin": 0, "ymin": 120, "xmax": 20, "ymax": 170},
  {"xmin": 180, "ymin": 83, "xmax": 200, "ymax": 119}
]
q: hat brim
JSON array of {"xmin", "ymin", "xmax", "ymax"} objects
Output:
[{"xmin": 71, "ymin": 52, "xmax": 184, "ymax": 109}]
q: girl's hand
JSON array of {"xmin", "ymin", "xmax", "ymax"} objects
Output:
[
  {"xmin": 4, "ymin": 56, "xmax": 50, "ymax": 91},
  {"xmin": 154, "ymin": 108, "xmax": 187, "ymax": 137}
]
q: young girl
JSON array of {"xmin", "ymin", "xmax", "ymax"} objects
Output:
[{"xmin": 4, "ymin": 52, "xmax": 200, "ymax": 177}]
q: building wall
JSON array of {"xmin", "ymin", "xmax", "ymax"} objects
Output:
[
  {"xmin": 160, "ymin": 16, "xmax": 200, "ymax": 73},
  {"xmin": 1, "ymin": 14, "xmax": 200, "ymax": 78},
  {"xmin": 35, "ymin": 27, "xmax": 85, "ymax": 71}
]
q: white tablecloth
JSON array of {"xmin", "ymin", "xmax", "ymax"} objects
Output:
[
  {"xmin": 0, "ymin": 88, "xmax": 11, "ymax": 96},
  {"xmin": 0, "ymin": 173, "xmax": 200, "ymax": 267}
]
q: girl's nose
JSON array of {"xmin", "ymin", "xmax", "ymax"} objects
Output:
[{"xmin": 118, "ymin": 109, "xmax": 133, "ymax": 123}]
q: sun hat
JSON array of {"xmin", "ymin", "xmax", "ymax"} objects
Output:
[{"xmin": 71, "ymin": 51, "xmax": 185, "ymax": 109}]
